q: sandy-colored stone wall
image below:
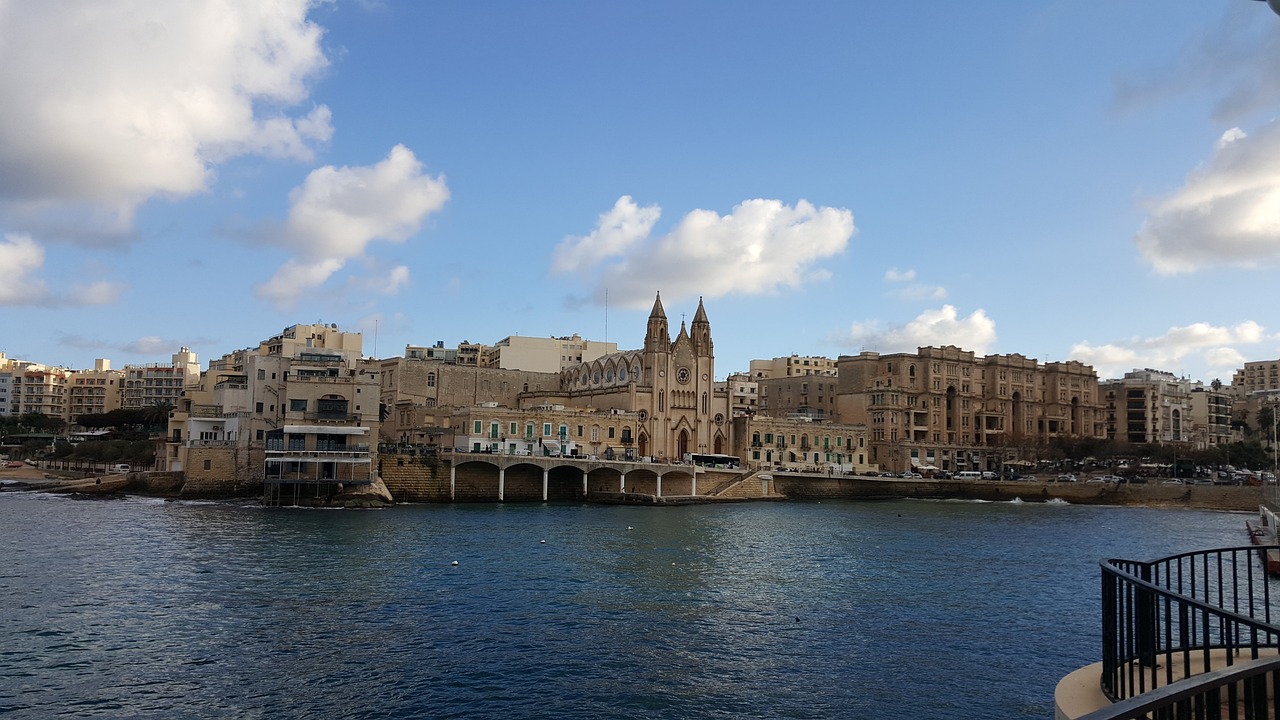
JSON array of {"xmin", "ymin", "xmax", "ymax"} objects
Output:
[{"xmin": 180, "ymin": 446, "xmax": 264, "ymax": 498}]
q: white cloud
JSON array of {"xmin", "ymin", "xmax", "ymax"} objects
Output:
[
  {"xmin": 0, "ymin": 0, "xmax": 331, "ymax": 224},
  {"xmin": 842, "ymin": 305, "xmax": 997, "ymax": 355},
  {"xmin": 552, "ymin": 196, "xmax": 660, "ymax": 274},
  {"xmin": 1069, "ymin": 321, "xmax": 1269, "ymax": 379},
  {"xmin": 255, "ymin": 145, "xmax": 449, "ymax": 307},
  {"xmin": 0, "ymin": 234, "xmax": 51, "ymax": 305},
  {"xmin": 555, "ymin": 197, "xmax": 855, "ymax": 307},
  {"xmin": 1135, "ymin": 123, "xmax": 1280, "ymax": 273},
  {"xmin": 884, "ymin": 267, "xmax": 916, "ymax": 282},
  {"xmin": 891, "ymin": 284, "xmax": 948, "ymax": 301}
]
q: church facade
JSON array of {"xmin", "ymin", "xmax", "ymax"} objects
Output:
[{"xmin": 520, "ymin": 293, "xmax": 731, "ymax": 462}]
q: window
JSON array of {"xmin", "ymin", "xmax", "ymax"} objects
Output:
[
  {"xmin": 290, "ymin": 399, "xmax": 307, "ymax": 412},
  {"xmin": 473, "ymin": 420, "xmax": 482, "ymax": 434},
  {"xmin": 608, "ymin": 427, "xmax": 616, "ymax": 439},
  {"xmin": 257, "ymin": 369, "xmax": 265, "ymax": 380},
  {"xmin": 510, "ymin": 422, "xmax": 518, "ymax": 435},
  {"xmin": 203, "ymin": 459, "xmax": 212, "ymax": 470},
  {"xmin": 256, "ymin": 402, "xmax": 264, "ymax": 413},
  {"xmin": 427, "ymin": 373, "xmax": 436, "ymax": 387},
  {"xmin": 543, "ymin": 423, "xmax": 552, "ymax": 436}
]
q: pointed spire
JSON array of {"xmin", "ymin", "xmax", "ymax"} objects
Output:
[
  {"xmin": 677, "ymin": 320, "xmax": 689, "ymax": 340},
  {"xmin": 649, "ymin": 291, "xmax": 666, "ymax": 319},
  {"xmin": 692, "ymin": 296, "xmax": 708, "ymax": 325}
]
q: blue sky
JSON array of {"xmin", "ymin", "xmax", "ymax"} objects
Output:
[{"xmin": 2, "ymin": 1, "xmax": 1279, "ymax": 384}]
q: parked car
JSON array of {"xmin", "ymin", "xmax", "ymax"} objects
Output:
[
  {"xmin": 1095, "ymin": 475, "xmax": 1125, "ymax": 483},
  {"xmin": 110, "ymin": 464, "xmax": 131, "ymax": 474},
  {"xmin": 1057, "ymin": 474, "xmax": 1078, "ymax": 483}
]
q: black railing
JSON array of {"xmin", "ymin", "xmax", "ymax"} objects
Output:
[
  {"xmin": 1097, "ymin": 545, "xmax": 1280, "ymax": 713},
  {"xmin": 1079, "ymin": 655, "xmax": 1280, "ymax": 720}
]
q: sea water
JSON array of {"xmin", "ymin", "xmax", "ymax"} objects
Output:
[{"xmin": 0, "ymin": 492, "xmax": 1257, "ymax": 719}]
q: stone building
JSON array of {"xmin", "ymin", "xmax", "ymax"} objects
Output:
[
  {"xmin": 1188, "ymin": 384, "xmax": 1235, "ymax": 450},
  {"xmin": 836, "ymin": 346, "xmax": 1104, "ymax": 473},
  {"xmin": 1231, "ymin": 358, "xmax": 1280, "ymax": 397},
  {"xmin": 758, "ymin": 374, "xmax": 838, "ymax": 420},
  {"xmin": 731, "ymin": 415, "xmax": 875, "ymax": 475},
  {"xmin": 450, "ymin": 403, "xmax": 642, "ymax": 460},
  {"xmin": 481, "ymin": 334, "xmax": 617, "ymax": 373},
  {"xmin": 122, "ymin": 348, "xmax": 200, "ymax": 410},
  {"xmin": 378, "ymin": 358, "xmax": 561, "ymax": 448}
]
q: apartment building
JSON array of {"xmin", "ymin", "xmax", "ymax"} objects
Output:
[
  {"xmin": 481, "ymin": 334, "xmax": 617, "ymax": 373},
  {"xmin": 67, "ymin": 359, "xmax": 125, "ymax": 421},
  {"xmin": 717, "ymin": 372, "xmax": 759, "ymax": 417},
  {"xmin": 1189, "ymin": 384, "xmax": 1235, "ymax": 450},
  {"xmin": 835, "ymin": 346, "xmax": 1104, "ymax": 473},
  {"xmin": 451, "ymin": 402, "xmax": 643, "ymax": 460},
  {"xmin": 167, "ymin": 324, "xmax": 380, "ymax": 496},
  {"xmin": 731, "ymin": 415, "xmax": 875, "ymax": 475},
  {"xmin": 748, "ymin": 354, "xmax": 837, "ymax": 379},
  {"xmin": 1231, "ymin": 358, "xmax": 1280, "ymax": 397},
  {"xmin": 1099, "ymin": 369, "xmax": 1195, "ymax": 445},
  {"xmin": 122, "ymin": 348, "xmax": 200, "ymax": 410},
  {"xmin": 13, "ymin": 366, "xmax": 70, "ymax": 420},
  {"xmin": 757, "ymin": 375, "xmax": 838, "ymax": 420}
]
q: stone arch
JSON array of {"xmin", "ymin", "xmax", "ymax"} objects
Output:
[{"xmin": 677, "ymin": 429, "xmax": 689, "ymax": 459}]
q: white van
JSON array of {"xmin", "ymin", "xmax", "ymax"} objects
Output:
[
  {"xmin": 110, "ymin": 464, "xmax": 131, "ymax": 474},
  {"xmin": 956, "ymin": 471, "xmax": 982, "ymax": 480}
]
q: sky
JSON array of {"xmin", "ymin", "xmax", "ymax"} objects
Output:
[{"xmin": 1, "ymin": 1, "xmax": 1279, "ymax": 385}]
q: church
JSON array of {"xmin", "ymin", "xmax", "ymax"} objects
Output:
[{"xmin": 542, "ymin": 292, "xmax": 731, "ymax": 461}]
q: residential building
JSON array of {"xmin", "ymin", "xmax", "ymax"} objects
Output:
[
  {"xmin": 67, "ymin": 359, "xmax": 125, "ymax": 421},
  {"xmin": 731, "ymin": 415, "xmax": 875, "ymax": 475},
  {"xmin": 481, "ymin": 334, "xmax": 617, "ymax": 373},
  {"xmin": 758, "ymin": 375, "xmax": 838, "ymax": 420},
  {"xmin": 451, "ymin": 403, "xmax": 642, "ymax": 460},
  {"xmin": 718, "ymin": 372, "xmax": 759, "ymax": 417},
  {"xmin": 1189, "ymin": 384, "xmax": 1234, "ymax": 450},
  {"xmin": 1099, "ymin": 369, "xmax": 1195, "ymax": 445},
  {"xmin": 167, "ymin": 324, "xmax": 380, "ymax": 496},
  {"xmin": 405, "ymin": 341, "xmax": 458, "ymax": 362},
  {"xmin": 748, "ymin": 354, "xmax": 837, "ymax": 379},
  {"xmin": 1231, "ymin": 358, "xmax": 1280, "ymax": 397},
  {"xmin": 13, "ymin": 366, "xmax": 71, "ymax": 421},
  {"xmin": 378, "ymin": 357, "xmax": 560, "ymax": 448},
  {"xmin": 123, "ymin": 348, "xmax": 200, "ymax": 410},
  {"xmin": 835, "ymin": 346, "xmax": 1104, "ymax": 473}
]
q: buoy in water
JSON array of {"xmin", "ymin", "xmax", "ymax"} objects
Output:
[
  {"xmin": 451, "ymin": 560, "xmax": 459, "ymax": 566},
  {"xmin": 540, "ymin": 539, "xmax": 546, "ymax": 544}
]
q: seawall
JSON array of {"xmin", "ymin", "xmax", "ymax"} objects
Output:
[{"xmin": 772, "ymin": 475, "xmax": 1262, "ymax": 511}]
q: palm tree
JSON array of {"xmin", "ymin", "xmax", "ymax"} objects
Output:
[{"xmin": 142, "ymin": 401, "xmax": 174, "ymax": 432}]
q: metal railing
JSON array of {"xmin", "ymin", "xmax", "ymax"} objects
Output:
[{"xmin": 1095, "ymin": 545, "xmax": 1280, "ymax": 716}]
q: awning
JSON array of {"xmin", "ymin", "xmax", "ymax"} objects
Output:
[
  {"xmin": 283, "ymin": 425, "xmax": 369, "ymax": 435},
  {"xmin": 910, "ymin": 457, "xmax": 920, "ymax": 466},
  {"xmin": 542, "ymin": 439, "xmax": 562, "ymax": 452}
]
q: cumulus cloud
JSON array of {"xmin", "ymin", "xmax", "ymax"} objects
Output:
[
  {"xmin": 841, "ymin": 305, "xmax": 997, "ymax": 355},
  {"xmin": 255, "ymin": 145, "xmax": 449, "ymax": 307},
  {"xmin": 0, "ymin": 234, "xmax": 51, "ymax": 305},
  {"xmin": 884, "ymin": 268, "xmax": 916, "ymax": 282},
  {"xmin": 0, "ymin": 0, "xmax": 330, "ymax": 224},
  {"xmin": 553, "ymin": 197, "xmax": 854, "ymax": 307},
  {"xmin": 1069, "ymin": 321, "xmax": 1269, "ymax": 379},
  {"xmin": 1135, "ymin": 123, "xmax": 1280, "ymax": 273},
  {"xmin": 551, "ymin": 196, "xmax": 660, "ymax": 274},
  {"xmin": 68, "ymin": 281, "xmax": 125, "ymax": 306}
]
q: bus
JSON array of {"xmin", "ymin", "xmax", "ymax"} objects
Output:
[{"xmin": 686, "ymin": 453, "xmax": 741, "ymax": 469}]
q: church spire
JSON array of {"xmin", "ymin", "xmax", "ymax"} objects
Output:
[
  {"xmin": 691, "ymin": 296, "xmax": 712, "ymax": 357},
  {"xmin": 644, "ymin": 291, "xmax": 670, "ymax": 353}
]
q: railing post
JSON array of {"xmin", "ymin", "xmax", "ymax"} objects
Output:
[{"xmin": 1137, "ymin": 562, "xmax": 1158, "ymax": 668}]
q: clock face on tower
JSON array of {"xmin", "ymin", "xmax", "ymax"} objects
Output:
[{"xmin": 676, "ymin": 367, "xmax": 690, "ymax": 384}]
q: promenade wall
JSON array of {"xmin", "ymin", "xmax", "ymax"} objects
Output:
[{"xmin": 773, "ymin": 475, "xmax": 1262, "ymax": 511}]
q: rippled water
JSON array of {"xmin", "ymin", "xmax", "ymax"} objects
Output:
[{"xmin": 0, "ymin": 492, "xmax": 1255, "ymax": 719}]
